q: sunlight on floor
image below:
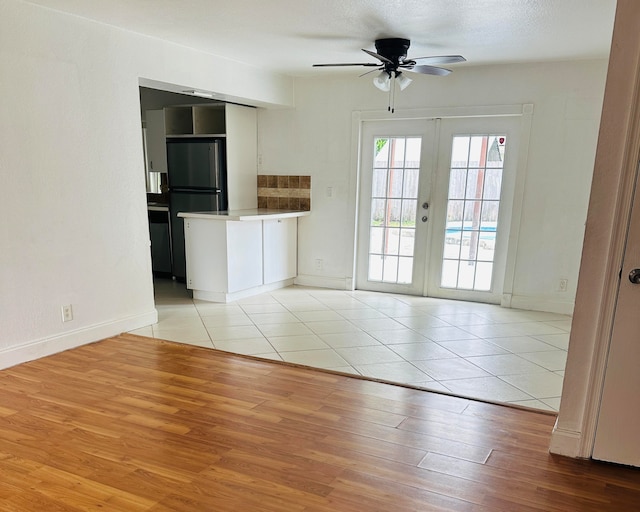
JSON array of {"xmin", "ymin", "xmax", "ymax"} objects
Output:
[{"xmin": 129, "ymin": 279, "xmax": 570, "ymax": 412}]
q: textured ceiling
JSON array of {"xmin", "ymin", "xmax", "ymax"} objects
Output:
[{"xmin": 26, "ymin": 0, "xmax": 617, "ymax": 76}]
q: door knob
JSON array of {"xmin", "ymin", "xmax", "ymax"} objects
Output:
[
  {"xmin": 421, "ymin": 216, "xmax": 428, "ymax": 222},
  {"xmin": 629, "ymin": 268, "xmax": 640, "ymax": 284},
  {"xmin": 422, "ymin": 202, "xmax": 429, "ymax": 210}
]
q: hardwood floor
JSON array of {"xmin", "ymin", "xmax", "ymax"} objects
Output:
[{"xmin": 0, "ymin": 334, "xmax": 638, "ymax": 511}]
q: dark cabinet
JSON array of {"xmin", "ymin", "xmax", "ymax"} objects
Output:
[{"xmin": 149, "ymin": 208, "xmax": 172, "ymax": 275}]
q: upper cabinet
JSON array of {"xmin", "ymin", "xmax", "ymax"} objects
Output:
[
  {"xmin": 164, "ymin": 105, "xmax": 226, "ymax": 136},
  {"xmin": 146, "ymin": 103, "xmax": 258, "ymax": 210},
  {"xmin": 225, "ymin": 104, "xmax": 258, "ymax": 211}
]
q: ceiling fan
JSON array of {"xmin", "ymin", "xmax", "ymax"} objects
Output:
[{"xmin": 313, "ymin": 38, "xmax": 466, "ymax": 112}]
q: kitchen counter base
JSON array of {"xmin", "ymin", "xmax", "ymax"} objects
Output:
[
  {"xmin": 193, "ymin": 278, "xmax": 295, "ymax": 304},
  {"xmin": 181, "ymin": 214, "xmax": 300, "ymax": 304}
]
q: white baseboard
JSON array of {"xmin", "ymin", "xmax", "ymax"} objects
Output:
[
  {"xmin": 0, "ymin": 309, "xmax": 158, "ymax": 370},
  {"xmin": 294, "ymin": 274, "xmax": 353, "ymax": 290},
  {"xmin": 549, "ymin": 421, "xmax": 587, "ymax": 458},
  {"xmin": 192, "ymin": 279, "xmax": 295, "ymax": 303},
  {"xmin": 501, "ymin": 293, "xmax": 513, "ymax": 308},
  {"xmin": 510, "ymin": 295, "xmax": 575, "ymax": 315}
]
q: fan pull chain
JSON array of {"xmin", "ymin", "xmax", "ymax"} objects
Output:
[{"xmin": 389, "ymin": 72, "xmax": 395, "ymax": 113}]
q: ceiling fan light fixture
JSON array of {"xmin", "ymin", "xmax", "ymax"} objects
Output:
[
  {"xmin": 373, "ymin": 71, "xmax": 391, "ymax": 91},
  {"xmin": 396, "ymin": 73, "xmax": 412, "ymax": 91},
  {"xmin": 312, "ymin": 38, "xmax": 465, "ymax": 113}
]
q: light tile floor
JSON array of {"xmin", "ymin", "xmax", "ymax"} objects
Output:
[{"xmin": 129, "ymin": 278, "xmax": 571, "ymax": 412}]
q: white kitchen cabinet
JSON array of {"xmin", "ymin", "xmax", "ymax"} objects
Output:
[
  {"xmin": 145, "ymin": 110, "xmax": 167, "ymax": 173},
  {"xmin": 179, "ymin": 210, "xmax": 308, "ymax": 303},
  {"xmin": 225, "ymin": 104, "xmax": 257, "ymax": 210},
  {"xmin": 183, "ymin": 218, "xmax": 263, "ymax": 300},
  {"xmin": 263, "ymin": 218, "xmax": 297, "ymax": 284}
]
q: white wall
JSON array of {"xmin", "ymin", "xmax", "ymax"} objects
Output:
[
  {"xmin": 258, "ymin": 60, "xmax": 608, "ymax": 313},
  {"xmin": 0, "ymin": 0, "xmax": 293, "ymax": 367}
]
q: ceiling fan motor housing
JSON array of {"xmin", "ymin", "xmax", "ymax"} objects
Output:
[{"xmin": 375, "ymin": 38, "xmax": 412, "ymax": 71}]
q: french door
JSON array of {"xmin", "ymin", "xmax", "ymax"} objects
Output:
[
  {"xmin": 356, "ymin": 120, "xmax": 436, "ymax": 295},
  {"xmin": 356, "ymin": 116, "xmax": 521, "ymax": 303}
]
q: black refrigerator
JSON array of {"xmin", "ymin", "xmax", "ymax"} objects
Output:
[{"xmin": 167, "ymin": 138, "xmax": 228, "ymax": 280}]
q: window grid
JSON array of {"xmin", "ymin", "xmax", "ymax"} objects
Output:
[
  {"xmin": 368, "ymin": 137, "xmax": 420, "ymax": 284},
  {"xmin": 441, "ymin": 135, "xmax": 505, "ymax": 291}
]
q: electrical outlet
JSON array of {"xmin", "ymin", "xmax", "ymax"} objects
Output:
[
  {"xmin": 61, "ymin": 304, "xmax": 73, "ymax": 322},
  {"xmin": 559, "ymin": 279, "xmax": 568, "ymax": 292},
  {"xmin": 315, "ymin": 258, "xmax": 323, "ymax": 271}
]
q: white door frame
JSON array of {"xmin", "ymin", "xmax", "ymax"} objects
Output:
[
  {"xmin": 348, "ymin": 105, "xmax": 534, "ymax": 305},
  {"xmin": 549, "ymin": 1, "xmax": 640, "ymax": 460},
  {"xmin": 592, "ymin": 161, "xmax": 640, "ymax": 466}
]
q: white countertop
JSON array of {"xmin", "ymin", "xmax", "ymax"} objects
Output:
[{"xmin": 177, "ymin": 209, "xmax": 310, "ymax": 221}]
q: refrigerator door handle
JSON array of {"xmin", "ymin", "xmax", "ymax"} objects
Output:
[{"xmin": 210, "ymin": 142, "xmax": 220, "ymax": 189}]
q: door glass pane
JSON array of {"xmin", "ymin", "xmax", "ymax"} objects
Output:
[
  {"xmin": 385, "ymin": 227, "xmax": 401, "ymax": 255},
  {"xmin": 367, "ymin": 136, "xmax": 421, "ymax": 284},
  {"xmin": 483, "ymin": 168, "xmax": 502, "ymax": 199},
  {"xmin": 372, "ymin": 168, "xmax": 388, "ymax": 197},
  {"xmin": 465, "ymin": 169, "xmax": 482, "ymax": 198},
  {"xmin": 449, "ymin": 168, "xmax": 467, "ymax": 199},
  {"xmin": 441, "ymin": 134, "xmax": 506, "ymax": 291},
  {"xmin": 468, "ymin": 136, "xmax": 485, "ymax": 166},
  {"xmin": 383, "ymin": 256, "xmax": 399, "ymax": 282},
  {"xmin": 441, "ymin": 260, "xmax": 459, "ymax": 288},
  {"xmin": 403, "ymin": 168, "xmax": 419, "ymax": 198},
  {"xmin": 400, "ymin": 200, "xmax": 416, "ymax": 228},
  {"xmin": 371, "ymin": 198, "xmax": 386, "ymax": 225},
  {"xmin": 457, "ymin": 261, "xmax": 476, "ymax": 289},
  {"xmin": 398, "ymin": 257, "xmax": 414, "ymax": 283},
  {"xmin": 390, "ymin": 139, "xmax": 406, "ymax": 168},
  {"xmin": 475, "ymin": 262, "xmax": 493, "ymax": 290},
  {"xmin": 399, "ymin": 232, "xmax": 415, "ymax": 256},
  {"xmin": 451, "ymin": 137, "xmax": 470, "ymax": 166},
  {"xmin": 388, "ymin": 171, "xmax": 404, "ymax": 198},
  {"xmin": 369, "ymin": 226, "xmax": 384, "ymax": 253},
  {"xmin": 368, "ymin": 255, "xmax": 383, "ymax": 281},
  {"xmin": 374, "ymin": 140, "xmax": 390, "ymax": 167}
]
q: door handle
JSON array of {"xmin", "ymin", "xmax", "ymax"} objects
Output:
[
  {"xmin": 629, "ymin": 268, "xmax": 640, "ymax": 284},
  {"xmin": 421, "ymin": 216, "xmax": 428, "ymax": 223},
  {"xmin": 422, "ymin": 202, "xmax": 429, "ymax": 210}
]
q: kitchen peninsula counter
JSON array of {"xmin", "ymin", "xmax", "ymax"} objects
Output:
[
  {"xmin": 178, "ymin": 208, "xmax": 310, "ymax": 221},
  {"xmin": 177, "ymin": 209, "xmax": 309, "ymax": 302}
]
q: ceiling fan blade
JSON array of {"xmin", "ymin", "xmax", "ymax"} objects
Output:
[
  {"xmin": 406, "ymin": 65, "xmax": 452, "ymax": 76},
  {"xmin": 312, "ymin": 63, "xmax": 380, "ymax": 67},
  {"xmin": 361, "ymin": 48, "xmax": 394, "ymax": 65},
  {"xmin": 359, "ymin": 68, "xmax": 384, "ymax": 78},
  {"xmin": 407, "ymin": 55, "xmax": 466, "ymax": 65}
]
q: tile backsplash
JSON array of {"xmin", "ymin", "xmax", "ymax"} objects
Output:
[{"xmin": 257, "ymin": 175, "xmax": 311, "ymax": 210}]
